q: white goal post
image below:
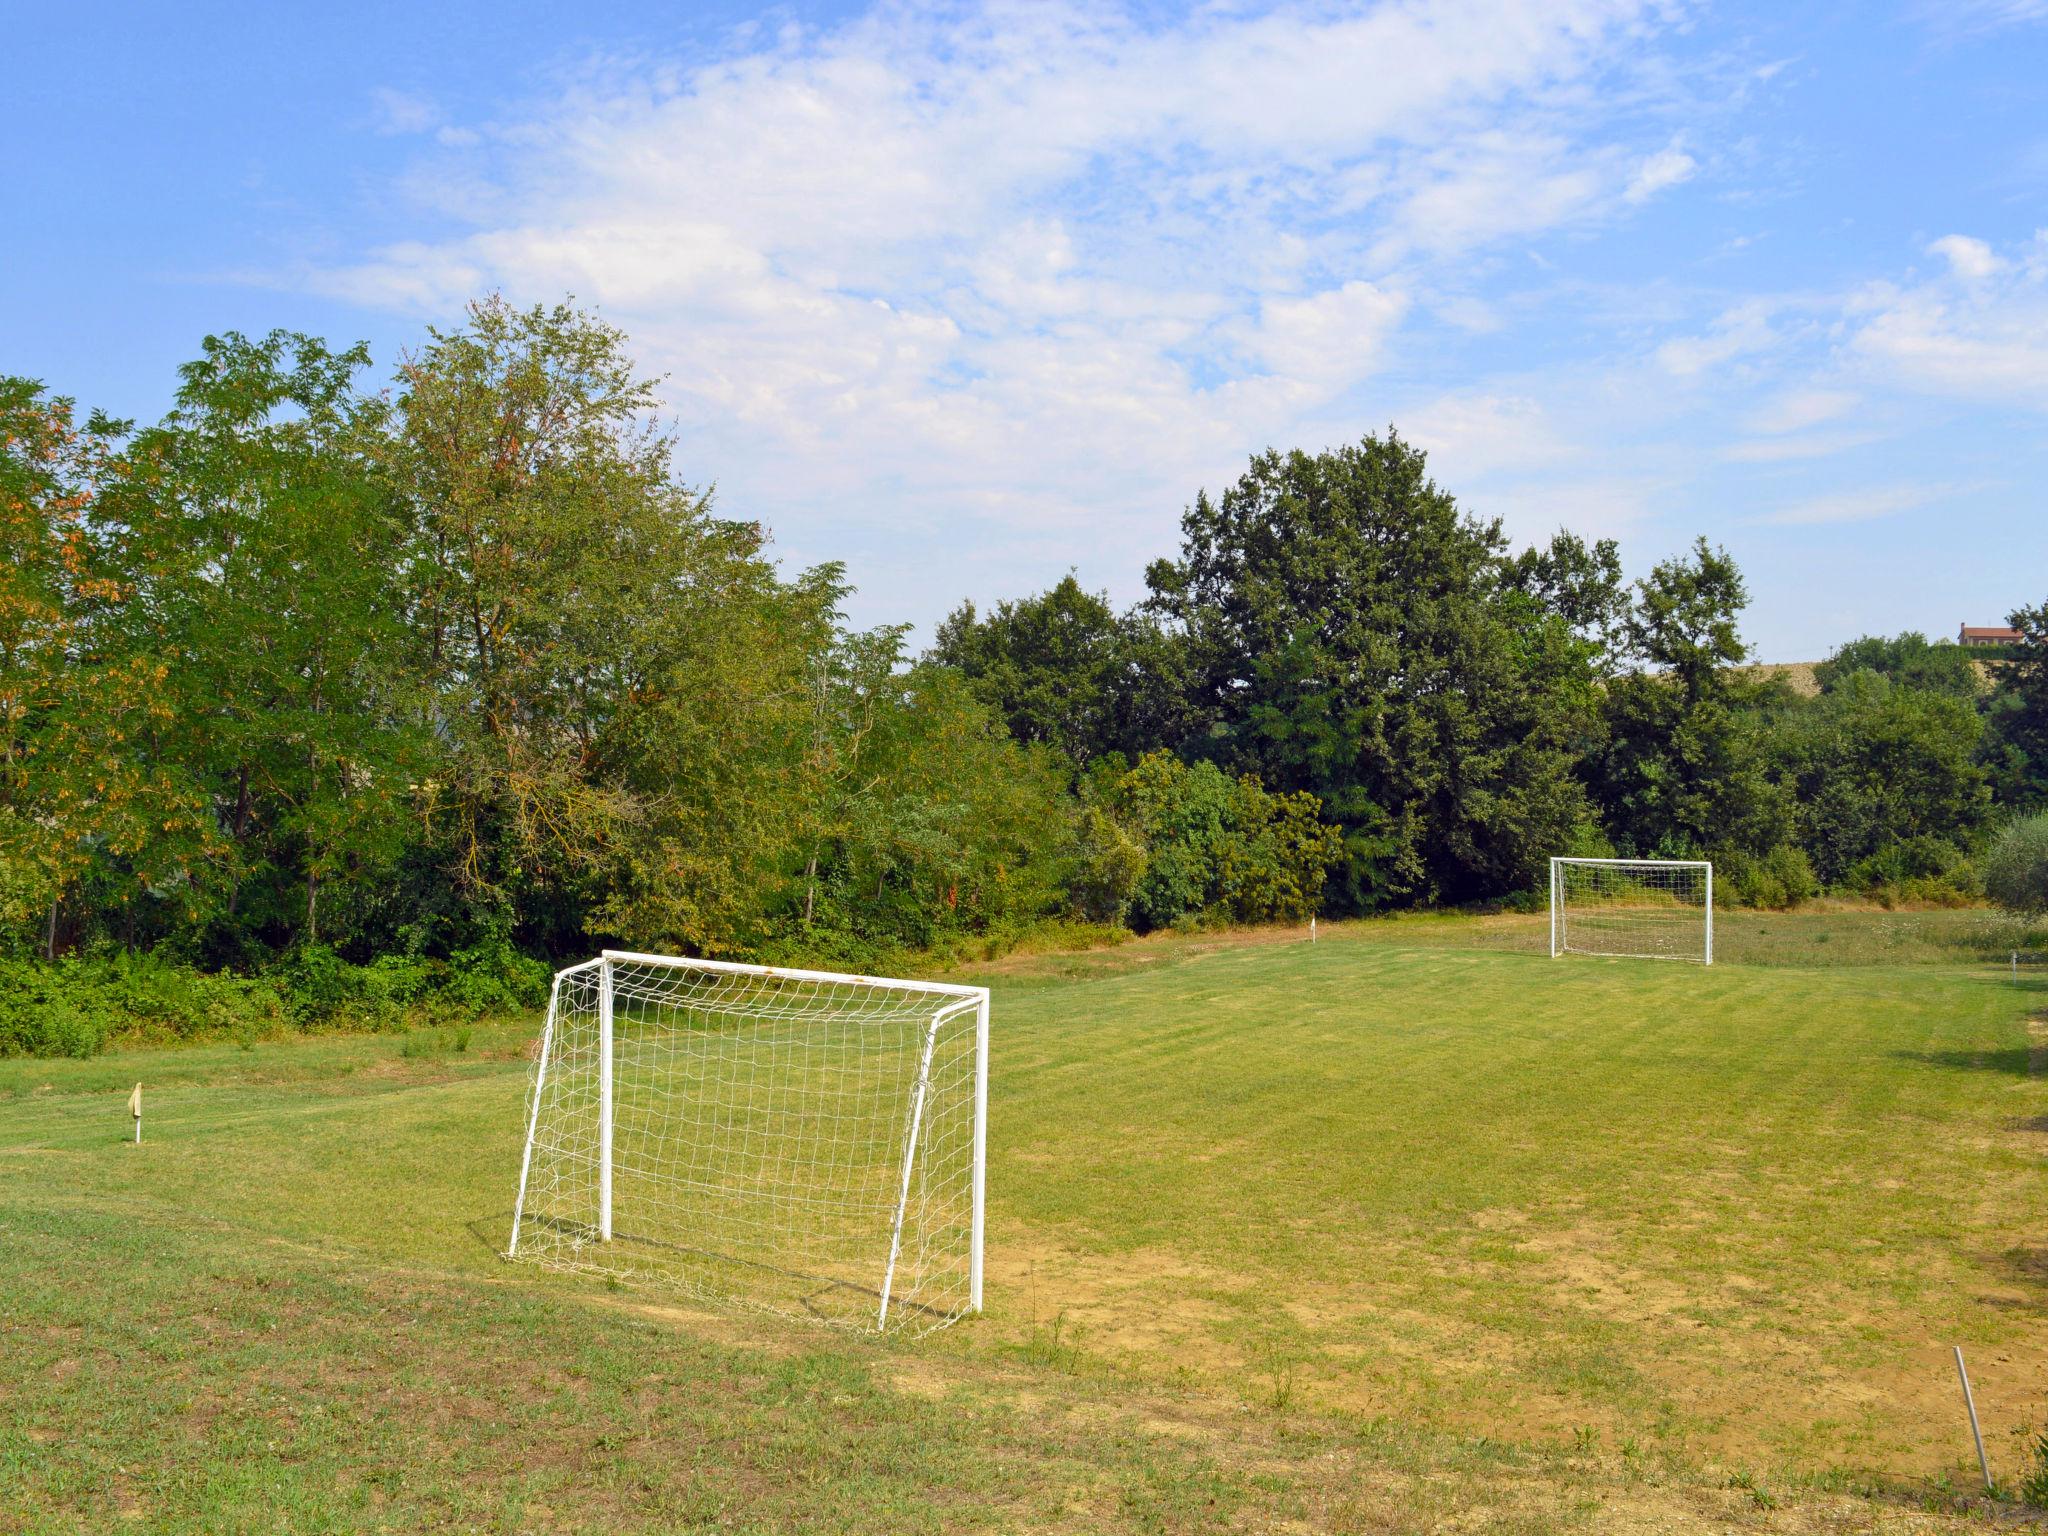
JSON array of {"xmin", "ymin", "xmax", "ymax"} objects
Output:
[
  {"xmin": 1550, "ymin": 858, "xmax": 1714, "ymax": 965},
  {"xmin": 507, "ymin": 950, "xmax": 990, "ymax": 1335}
]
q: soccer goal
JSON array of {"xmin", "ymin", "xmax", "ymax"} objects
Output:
[
  {"xmin": 507, "ymin": 951, "xmax": 990, "ymax": 1335},
  {"xmin": 1550, "ymin": 858, "xmax": 1713, "ymax": 965}
]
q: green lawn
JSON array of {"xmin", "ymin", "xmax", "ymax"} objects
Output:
[{"xmin": 3, "ymin": 918, "xmax": 2045, "ymax": 1532}]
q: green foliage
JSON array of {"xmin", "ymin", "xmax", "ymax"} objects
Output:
[
  {"xmin": 1588, "ymin": 541, "xmax": 1795, "ymax": 864},
  {"xmin": 1987, "ymin": 598, "xmax": 2048, "ymax": 813},
  {"xmin": 0, "ymin": 954, "xmax": 288, "ymax": 1057},
  {"xmin": 930, "ymin": 575, "xmax": 1156, "ymax": 767},
  {"xmin": 1104, "ymin": 752, "xmax": 1339, "ymax": 929},
  {"xmin": 1770, "ymin": 669, "xmax": 1990, "ymax": 886},
  {"xmin": 1984, "ymin": 814, "xmax": 2048, "ymax": 918},
  {"xmin": 1814, "ymin": 633, "xmax": 1984, "ymax": 700},
  {"xmin": 1144, "ymin": 432, "xmax": 1598, "ymax": 912},
  {"xmin": 1065, "ymin": 802, "xmax": 1149, "ymax": 925},
  {"xmin": 2016, "ymin": 1417, "xmax": 2048, "ymax": 1509},
  {"xmin": 1713, "ymin": 844, "xmax": 1819, "ymax": 910},
  {"xmin": 7, "ymin": 302, "xmax": 2044, "ymax": 1057}
]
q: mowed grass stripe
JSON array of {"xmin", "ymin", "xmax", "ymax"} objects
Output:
[{"xmin": 2, "ymin": 924, "xmax": 2043, "ymax": 1490}]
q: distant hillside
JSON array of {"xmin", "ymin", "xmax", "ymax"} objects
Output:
[
  {"xmin": 1737, "ymin": 658, "xmax": 2006, "ymax": 698},
  {"xmin": 1740, "ymin": 662, "xmax": 1821, "ymax": 697}
]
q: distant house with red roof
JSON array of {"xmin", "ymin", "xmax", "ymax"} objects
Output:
[{"xmin": 1959, "ymin": 623, "xmax": 2022, "ymax": 648}]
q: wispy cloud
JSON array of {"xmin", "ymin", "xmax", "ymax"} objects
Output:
[
  {"xmin": 306, "ymin": 0, "xmax": 1703, "ymax": 613},
  {"xmin": 1912, "ymin": 0, "xmax": 2048, "ymax": 37},
  {"xmin": 1756, "ymin": 483, "xmax": 1962, "ymax": 527},
  {"xmin": 1847, "ymin": 231, "xmax": 2048, "ymax": 409}
]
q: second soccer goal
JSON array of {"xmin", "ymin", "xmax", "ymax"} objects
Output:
[
  {"xmin": 1550, "ymin": 857, "xmax": 1713, "ymax": 965},
  {"xmin": 507, "ymin": 950, "xmax": 990, "ymax": 1335}
]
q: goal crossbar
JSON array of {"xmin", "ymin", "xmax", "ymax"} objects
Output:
[
  {"xmin": 1550, "ymin": 857, "xmax": 1714, "ymax": 965},
  {"xmin": 507, "ymin": 951, "xmax": 991, "ymax": 1334}
]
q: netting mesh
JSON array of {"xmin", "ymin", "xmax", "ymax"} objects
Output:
[
  {"xmin": 1552, "ymin": 859, "xmax": 1712, "ymax": 964},
  {"xmin": 509, "ymin": 955, "xmax": 985, "ymax": 1334}
]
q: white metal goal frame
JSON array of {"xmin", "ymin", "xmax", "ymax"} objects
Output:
[
  {"xmin": 1549, "ymin": 857, "xmax": 1714, "ymax": 965},
  {"xmin": 507, "ymin": 950, "xmax": 991, "ymax": 1335}
]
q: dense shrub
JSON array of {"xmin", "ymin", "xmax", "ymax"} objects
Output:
[
  {"xmin": 1713, "ymin": 845, "xmax": 1819, "ymax": 910},
  {"xmin": 1106, "ymin": 753, "xmax": 1340, "ymax": 930},
  {"xmin": 1985, "ymin": 814, "xmax": 2048, "ymax": 918},
  {"xmin": 1842, "ymin": 835, "xmax": 1981, "ymax": 908},
  {"xmin": 0, "ymin": 955, "xmax": 289, "ymax": 1058}
]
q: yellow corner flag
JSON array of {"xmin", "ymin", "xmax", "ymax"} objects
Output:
[{"xmin": 129, "ymin": 1083, "xmax": 142, "ymax": 1144}]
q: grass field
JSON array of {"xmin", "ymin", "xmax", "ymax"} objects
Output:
[{"xmin": 4, "ymin": 914, "xmax": 2046, "ymax": 1532}]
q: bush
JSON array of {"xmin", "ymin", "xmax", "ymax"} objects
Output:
[
  {"xmin": 442, "ymin": 941, "xmax": 552, "ymax": 1017},
  {"xmin": 1714, "ymin": 845, "xmax": 1818, "ymax": 910},
  {"xmin": 0, "ymin": 954, "xmax": 290, "ymax": 1058},
  {"xmin": 1985, "ymin": 814, "xmax": 2048, "ymax": 919},
  {"xmin": 1843, "ymin": 836, "xmax": 1979, "ymax": 907},
  {"xmin": 1107, "ymin": 753, "xmax": 1341, "ymax": 931},
  {"xmin": 1064, "ymin": 804, "xmax": 1148, "ymax": 926}
]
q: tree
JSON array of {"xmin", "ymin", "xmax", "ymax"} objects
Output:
[
  {"xmin": 1984, "ymin": 813, "xmax": 2048, "ymax": 918},
  {"xmin": 1771, "ymin": 669, "xmax": 1990, "ymax": 885},
  {"xmin": 1986, "ymin": 598, "xmax": 2048, "ymax": 812},
  {"xmin": 106, "ymin": 332, "xmax": 420, "ymax": 952},
  {"xmin": 388, "ymin": 297, "xmax": 709, "ymax": 925},
  {"xmin": 1143, "ymin": 432, "xmax": 1598, "ymax": 911},
  {"xmin": 1506, "ymin": 530, "xmax": 1630, "ymax": 673},
  {"xmin": 929, "ymin": 574, "xmax": 1197, "ymax": 769},
  {"xmin": 1588, "ymin": 540, "xmax": 1790, "ymax": 859},
  {"xmin": 928, "ymin": 576, "xmax": 1126, "ymax": 767},
  {"xmin": 0, "ymin": 379, "xmax": 220, "ymax": 958},
  {"xmin": 1813, "ymin": 632, "xmax": 1984, "ymax": 701},
  {"xmin": 1102, "ymin": 751, "xmax": 1339, "ymax": 929}
]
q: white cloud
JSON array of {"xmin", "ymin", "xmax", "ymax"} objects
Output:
[
  {"xmin": 1912, "ymin": 0, "xmax": 2048, "ymax": 35},
  {"xmin": 1928, "ymin": 234, "xmax": 2001, "ymax": 281},
  {"xmin": 1847, "ymin": 232, "xmax": 2048, "ymax": 409},
  {"xmin": 1655, "ymin": 300, "xmax": 1778, "ymax": 377},
  {"xmin": 301, "ymin": 1, "xmax": 1704, "ymax": 623},
  {"xmin": 1757, "ymin": 484, "xmax": 1956, "ymax": 527},
  {"xmin": 1404, "ymin": 391, "xmax": 1571, "ymax": 482},
  {"xmin": 1240, "ymin": 281, "xmax": 1410, "ymax": 390},
  {"xmin": 1625, "ymin": 145, "xmax": 1697, "ymax": 203},
  {"xmin": 367, "ymin": 87, "xmax": 438, "ymax": 136},
  {"xmin": 1742, "ymin": 388, "xmax": 1858, "ymax": 435},
  {"xmin": 1721, "ymin": 431, "xmax": 1874, "ymax": 464}
]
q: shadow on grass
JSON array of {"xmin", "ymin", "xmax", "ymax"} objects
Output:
[
  {"xmin": 1986, "ymin": 1246, "xmax": 2048, "ymax": 1310},
  {"xmin": 465, "ymin": 1211, "xmax": 514, "ymax": 1257},
  {"xmin": 1889, "ymin": 1047, "xmax": 2038, "ymax": 1078}
]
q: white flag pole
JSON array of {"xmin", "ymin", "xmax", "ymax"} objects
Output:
[{"xmin": 129, "ymin": 1082, "xmax": 142, "ymax": 1144}]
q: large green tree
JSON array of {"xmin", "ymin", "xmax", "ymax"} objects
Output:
[
  {"xmin": 928, "ymin": 575, "xmax": 1196, "ymax": 769},
  {"xmin": 103, "ymin": 333, "xmax": 420, "ymax": 953},
  {"xmin": 1986, "ymin": 598, "xmax": 2048, "ymax": 812},
  {"xmin": 1588, "ymin": 539, "xmax": 1790, "ymax": 860},
  {"xmin": 1143, "ymin": 432, "xmax": 1599, "ymax": 911},
  {"xmin": 1771, "ymin": 669, "xmax": 1990, "ymax": 885}
]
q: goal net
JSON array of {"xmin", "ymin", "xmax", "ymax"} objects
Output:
[
  {"xmin": 507, "ymin": 951, "xmax": 989, "ymax": 1334},
  {"xmin": 1550, "ymin": 858, "xmax": 1713, "ymax": 964}
]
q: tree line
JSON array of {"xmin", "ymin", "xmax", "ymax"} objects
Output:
[{"xmin": 3, "ymin": 297, "xmax": 2045, "ymax": 1027}]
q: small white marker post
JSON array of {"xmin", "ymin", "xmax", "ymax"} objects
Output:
[
  {"xmin": 128, "ymin": 1082, "xmax": 142, "ymax": 1145},
  {"xmin": 1953, "ymin": 1346, "xmax": 1992, "ymax": 1493},
  {"xmin": 1310, "ymin": 916, "xmax": 1317, "ymax": 944}
]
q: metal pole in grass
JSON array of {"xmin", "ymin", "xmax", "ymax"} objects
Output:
[
  {"xmin": 1953, "ymin": 1346, "xmax": 1992, "ymax": 1493},
  {"xmin": 128, "ymin": 1083, "xmax": 141, "ymax": 1144}
]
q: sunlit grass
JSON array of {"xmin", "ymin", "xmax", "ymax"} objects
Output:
[{"xmin": 3, "ymin": 913, "xmax": 2045, "ymax": 1531}]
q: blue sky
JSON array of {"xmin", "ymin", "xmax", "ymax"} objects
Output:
[{"xmin": 8, "ymin": 1, "xmax": 2047, "ymax": 661}]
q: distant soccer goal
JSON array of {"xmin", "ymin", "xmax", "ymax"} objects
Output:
[
  {"xmin": 1550, "ymin": 858, "xmax": 1713, "ymax": 965},
  {"xmin": 507, "ymin": 951, "xmax": 989, "ymax": 1335}
]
